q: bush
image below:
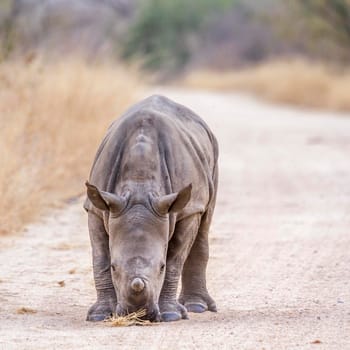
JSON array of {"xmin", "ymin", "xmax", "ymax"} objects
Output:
[{"xmin": 122, "ymin": 0, "xmax": 235, "ymax": 73}]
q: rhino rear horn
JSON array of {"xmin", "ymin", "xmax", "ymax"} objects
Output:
[
  {"xmin": 85, "ymin": 181, "xmax": 129, "ymax": 214},
  {"xmin": 151, "ymin": 183, "xmax": 192, "ymax": 216}
]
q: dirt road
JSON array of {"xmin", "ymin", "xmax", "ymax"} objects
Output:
[{"xmin": 1, "ymin": 89, "xmax": 350, "ymax": 349}]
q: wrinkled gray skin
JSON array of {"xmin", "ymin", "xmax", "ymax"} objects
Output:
[{"xmin": 84, "ymin": 95, "xmax": 218, "ymax": 322}]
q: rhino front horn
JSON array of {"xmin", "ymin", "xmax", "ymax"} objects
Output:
[{"xmin": 131, "ymin": 277, "xmax": 145, "ymax": 292}]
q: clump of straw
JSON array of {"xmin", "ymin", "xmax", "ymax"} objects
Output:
[
  {"xmin": 104, "ymin": 309, "xmax": 155, "ymax": 327},
  {"xmin": 16, "ymin": 307, "xmax": 37, "ymax": 314}
]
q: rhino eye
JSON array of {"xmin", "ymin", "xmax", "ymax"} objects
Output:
[
  {"xmin": 111, "ymin": 264, "xmax": 116, "ymax": 272},
  {"xmin": 160, "ymin": 263, "xmax": 165, "ymax": 274}
]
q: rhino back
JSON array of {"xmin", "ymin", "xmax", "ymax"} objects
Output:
[{"xmin": 85, "ymin": 95, "xmax": 218, "ymax": 218}]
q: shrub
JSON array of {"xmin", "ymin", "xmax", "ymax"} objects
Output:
[{"xmin": 122, "ymin": 0, "xmax": 235, "ymax": 73}]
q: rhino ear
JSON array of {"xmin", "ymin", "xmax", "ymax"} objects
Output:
[
  {"xmin": 85, "ymin": 181, "xmax": 128, "ymax": 214},
  {"xmin": 151, "ymin": 184, "xmax": 192, "ymax": 216}
]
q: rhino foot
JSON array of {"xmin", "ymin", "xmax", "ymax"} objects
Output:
[
  {"xmin": 179, "ymin": 293, "xmax": 217, "ymax": 313},
  {"xmin": 86, "ymin": 300, "xmax": 115, "ymax": 322},
  {"xmin": 159, "ymin": 301, "xmax": 189, "ymax": 322}
]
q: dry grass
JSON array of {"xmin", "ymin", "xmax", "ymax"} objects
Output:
[
  {"xmin": 0, "ymin": 59, "xmax": 138, "ymax": 235},
  {"xmin": 57, "ymin": 280, "xmax": 65, "ymax": 287},
  {"xmin": 184, "ymin": 60, "xmax": 350, "ymax": 112},
  {"xmin": 104, "ymin": 309, "xmax": 154, "ymax": 327},
  {"xmin": 16, "ymin": 307, "xmax": 37, "ymax": 314}
]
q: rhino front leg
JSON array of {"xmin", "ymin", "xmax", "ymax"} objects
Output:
[
  {"xmin": 86, "ymin": 212, "xmax": 117, "ymax": 321},
  {"xmin": 159, "ymin": 215, "xmax": 200, "ymax": 322}
]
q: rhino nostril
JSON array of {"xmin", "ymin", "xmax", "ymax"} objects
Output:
[{"xmin": 130, "ymin": 277, "xmax": 145, "ymax": 292}]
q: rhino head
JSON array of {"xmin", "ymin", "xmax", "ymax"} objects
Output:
[{"xmin": 86, "ymin": 181, "xmax": 192, "ymax": 321}]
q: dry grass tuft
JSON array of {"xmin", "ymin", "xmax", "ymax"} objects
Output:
[
  {"xmin": 0, "ymin": 59, "xmax": 139, "ymax": 235},
  {"xmin": 184, "ymin": 60, "xmax": 350, "ymax": 112},
  {"xmin": 16, "ymin": 307, "xmax": 37, "ymax": 314},
  {"xmin": 105, "ymin": 309, "xmax": 154, "ymax": 327}
]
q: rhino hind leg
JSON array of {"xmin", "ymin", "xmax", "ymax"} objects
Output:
[
  {"xmin": 86, "ymin": 212, "xmax": 117, "ymax": 321},
  {"xmin": 178, "ymin": 225, "xmax": 217, "ymax": 313},
  {"xmin": 179, "ymin": 166, "xmax": 218, "ymax": 314}
]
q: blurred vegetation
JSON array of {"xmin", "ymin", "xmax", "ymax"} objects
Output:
[
  {"xmin": 0, "ymin": 0, "xmax": 350, "ymax": 73},
  {"xmin": 0, "ymin": 0, "xmax": 17, "ymax": 60},
  {"xmin": 0, "ymin": 59, "xmax": 138, "ymax": 234},
  {"xmin": 286, "ymin": 0, "xmax": 350, "ymax": 62},
  {"xmin": 122, "ymin": 0, "xmax": 235, "ymax": 72},
  {"xmin": 298, "ymin": 0, "xmax": 350, "ymax": 46}
]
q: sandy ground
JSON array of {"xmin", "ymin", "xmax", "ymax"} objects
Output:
[{"xmin": 1, "ymin": 89, "xmax": 350, "ymax": 350}]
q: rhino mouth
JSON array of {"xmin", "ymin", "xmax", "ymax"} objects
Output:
[{"xmin": 116, "ymin": 303, "xmax": 160, "ymax": 322}]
